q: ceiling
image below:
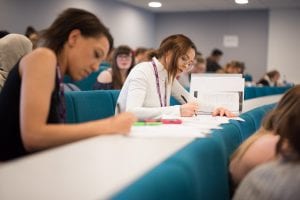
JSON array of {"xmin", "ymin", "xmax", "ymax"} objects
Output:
[{"xmin": 116, "ymin": 0, "xmax": 300, "ymax": 12}]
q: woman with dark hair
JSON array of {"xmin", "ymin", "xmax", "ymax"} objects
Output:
[
  {"xmin": 116, "ymin": 34, "xmax": 234, "ymax": 120},
  {"xmin": 93, "ymin": 45, "xmax": 134, "ymax": 90},
  {"xmin": 233, "ymin": 85, "xmax": 300, "ymax": 200},
  {"xmin": 0, "ymin": 8, "xmax": 136, "ymax": 161}
]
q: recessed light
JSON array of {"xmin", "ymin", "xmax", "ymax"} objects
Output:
[
  {"xmin": 148, "ymin": 2, "xmax": 162, "ymax": 8},
  {"xmin": 235, "ymin": 0, "xmax": 248, "ymax": 4}
]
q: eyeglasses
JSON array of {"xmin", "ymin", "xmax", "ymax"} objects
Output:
[
  {"xmin": 181, "ymin": 55, "xmax": 195, "ymax": 72},
  {"xmin": 117, "ymin": 54, "xmax": 132, "ymax": 60}
]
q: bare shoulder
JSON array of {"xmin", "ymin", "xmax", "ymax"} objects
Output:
[
  {"xmin": 20, "ymin": 47, "xmax": 57, "ymax": 75},
  {"xmin": 97, "ymin": 69, "xmax": 112, "ymax": 83}
]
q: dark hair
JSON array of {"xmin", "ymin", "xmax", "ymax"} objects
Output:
[
  {"xmin": 25, "ymin": 26, "xmax": 37, "ymax": 37},
  {"xmin": 211, "ymin": 48, "xmax": 223, "ymax": 56},
  {"xmin": 111, "ymin": 45, "xmax": 134, "ymax": 89},
  {"xmin": 135, "ymin": 47, "xmax": 148, "ymax": 56},
  {"xmin": 41, "ymin": 8, "xmax": 113, "ymax": 55},
  {"xmin": 148, "ymin": 34, "xmax": 197, "ymax": 82},
  {"xmin": 0, "ymin": 30, "xmax": 10, "ymax": 38},
  {"xmin": 274, "ymin": 85, "xmax": 300, "ymax": 161},
  {"xmin": 267, "ymin": 70, "xmax": 280, "ymax": 79}
]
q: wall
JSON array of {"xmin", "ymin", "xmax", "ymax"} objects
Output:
[
  {"xmin": 155, "ymin": 10, "xmax": 269, "ymax": 81},
  {"xmin": 0, "ymin": 0, "xmax": 155, "ymax": 48},
  {"xmin": 267, "ymin": 8, "xmax": 300, "ymax": 84}
]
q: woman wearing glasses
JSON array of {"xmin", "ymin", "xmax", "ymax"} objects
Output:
[
  {"xmin": 116, "ymin": 34, "xmax": 234, "ymax": 120},
  {"xmin": 93, "ymin": 45, "xmax": 134, "ymax": 90}
]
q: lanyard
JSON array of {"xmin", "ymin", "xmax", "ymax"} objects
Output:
[
  {"xmin": 151, "ymin": 60, "xmax": 167, "ymax": 107},
  {"xmin": 56, "ymin": 65, "xmax": 66, "ymax": 123}
]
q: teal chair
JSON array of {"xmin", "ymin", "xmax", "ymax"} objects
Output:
[{"xmin": 65, "ymin": 90, "xmax": 115, "ymax": 123}]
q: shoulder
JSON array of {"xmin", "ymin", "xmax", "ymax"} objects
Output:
[
  {"xmin": 97, "ymin": 69, "xmax": 112, "ymax": 83},
  {"xmin": 20, "ymin": 48, "xmax": 57, "ymax": 76},
  {"xmin": 129, "ymin": 62, "xmax": 152, "ymax": 78}
]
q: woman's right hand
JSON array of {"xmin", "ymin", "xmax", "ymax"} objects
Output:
[
  {"xmin": 180, "ymin": 102, "xmax": 199, "ymax": 117},
  {"xmin": 110, "ymin": 112, "xmax": 137, "ymax": 135}
]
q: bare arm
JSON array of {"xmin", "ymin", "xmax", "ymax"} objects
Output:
[{"xmin": 20, "ymin": 48, "xmax": 136, "ymax": 152}]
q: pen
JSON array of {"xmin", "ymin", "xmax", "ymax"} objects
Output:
[
  {"xmin": 181, "ymin": 95, "xmax": 198, "ymax": 116},
  {"xmin": 181, "ymin": 95, "xmax": 188, "ymax": 103},
  {"xmin": 116, "ymin": 103, "xmax": 121, "ymax": 114}
]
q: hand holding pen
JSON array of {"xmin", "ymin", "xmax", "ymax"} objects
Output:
[{"xmin": 180, "ymin": 95, "xmax": 199, "ymax": 117}]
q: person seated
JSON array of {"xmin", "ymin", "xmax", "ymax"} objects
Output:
[
  {"xmin": 233, "ymin": 85, "xmax": 300, "ymax": 200},
  {"xmin": 257, "ymin": 70, "xmax": 280, "ymax": 86},
  {"xmin": 206, "ymin": 48, "xmax": 223, "ymax": 73},
  {"xmin": 134, "ymin": 47, "xmax": 148, "ymax": 64},
  {"xmin": 25, "ymin": 26, "xmax": 40, "ymax": 49},
  {"xmin": 220, "ymin": 60, "xmax": 245, "ymax": 74},
  {"xmin": 0, "ymin": 34, "xmax": 32, "ymax": 91},
  {"xmin": 177, "ymin": 52, "xmax": 206, "ymax": 88},
  {"xmin": 93, "ymin": 45, "xmax": 134, "ymax": 90},
  {"xmin": 230, "ymin": 85, "xmax": 300, "ymax": 193}
]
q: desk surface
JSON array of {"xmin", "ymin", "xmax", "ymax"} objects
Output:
[
  {"xmin": 0, "ymin": 95, "xmax": 282, "ymax": 200},
  {"xmin": 0, "ymin": 135, "xmax": 193, "ymax": 200}
]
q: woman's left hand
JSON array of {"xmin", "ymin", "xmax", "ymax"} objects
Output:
[{"xmin": 212, "ymin": 107, "xmax": 236, "ymax": 117}]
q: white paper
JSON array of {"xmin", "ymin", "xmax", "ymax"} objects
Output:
[{"xmin": 129, "ymin": 125, "xmax": 207, "ymax": 138}]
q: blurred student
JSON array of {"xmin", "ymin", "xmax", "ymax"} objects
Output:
[
  {"xmin": 116, "ymin": 34, "xmax": 234, "ymax": 120},
  {"xmin": 25, "ymin": 26, "xmax": 40, "ymax": 49},
  {"xmin": 93, "ymin": 45, "xmax": 134, "ymax": 90},
  {"xmin": 0, "ymin": 34, "xmax": 32, "ymax": 92},
  {"xmin": 233, "ymin": 85, "xmax": 300, "ymax": 200},
  {"xmin": 257, "ymin": 70, "xmax": 280, "ymax": 86},
  {"xmin": 0, "ymin": 8, "xmax": 136, "ymax": 161},
  {"xmin": 206, "ymin": 48, "xmax": 223, "ymax": 72},
  {"xmin": 134, "ymin": 47, "xmax": 148, "ymax": 64}
]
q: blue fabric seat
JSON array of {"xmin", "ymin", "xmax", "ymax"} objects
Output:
[{"xmin": 65, "ymin": 90, "xmax": 115, "ymax": 123}]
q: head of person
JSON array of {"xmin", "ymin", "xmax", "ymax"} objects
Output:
[
  {"xmin": 148, "ymin": 34, "xmax": 197, "ymax": 82},
  {"xmin": 0, "ymin": 30, "xmax": 10, "ymax": 38},
  {"xmin": 190, "ymin": 52, "xmax": 206, "ymax": 74},
  {"xmin": 0, "ymin": 34, "xmax": 32, "ymax": 87},
  {"xmin": 267, "ymin": 70, "xmax": 280, "ymax": 83},
  {"xmin": 273, "ymin": 85, "xmax": 300, "ymax": 161},
  {"xmin": 134, "ymin": 47, "xmax": 148, "ymax": 64},
  {"xmin": 25, "ymin": 26, "xmax": 40, "ymax": 49},
  {"xmin": 111, "ymin": 45, "xmax": 134, "ymax": 89},
  {"xmin": 225, "ymin": 60, "xmax": 245, "ymax": 74},
  {"xmin": 210, "ymin": 48, "xmax": 223, "ymax": 62},
  {"xmin": 40, "ymin": 8, "xmax": 113, "ymax": 81}
]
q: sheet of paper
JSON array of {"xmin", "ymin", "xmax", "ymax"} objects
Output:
[{"xmin": 129, "ymin": 124, "xmax": 207, "ymax": 138}]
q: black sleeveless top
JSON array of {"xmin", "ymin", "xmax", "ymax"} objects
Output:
[{"xmin": 0, "ymin": 61, "xmax": 63, "ymax": 161}]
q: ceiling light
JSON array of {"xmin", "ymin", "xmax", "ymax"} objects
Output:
[
  {"xmin": 235, "ymin": 0, "xmax": 248, "ymax": 4},
  {"xmin": 148, "ymin": 2, "xmax": 162, "ymax": 8}
]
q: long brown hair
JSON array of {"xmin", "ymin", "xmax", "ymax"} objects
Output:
[
  {"xmin": 148, "ymin": 34, "xmax": 197, "ymax": 82},
  {"xmin": 41, "ymin": 8, "xmax": 113, "ymax": 55},
  {"xmin": 231, "ymin": 85, "xmax": 299, "ymax": 161},
  {"xmin": 111, "ymin": 45, "xmax": 134, "ymax": 89},
  {"xmin": 275, "ymin": 85, "xmax": 300, "ymax": 161}
]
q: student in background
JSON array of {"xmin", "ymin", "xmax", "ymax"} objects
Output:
[
  {"xmin": 257, "ymin": 70, "xmax": 280, "ymax": 86},
  {"xmin": 0, "ymin": 8, "xmax": 136, "ymax": 161},
  {"xmin": 0, "ymin": 34, "xmax": 32, "ymax": 91},
  {"xmin": 233, "ymin": 85, "xmax": 300, "ymax": 200},
  {"xmin": 230, "ymin": 85, "xmax": 300, "ymax": 192},
  {"xmin": 93, "ymin": 45, "xmax": 134, "ymax": 90},
  {"xmin": 177, "ymin": 51, "xmax": 206, "ymax": 88},
  {"xmin": 206, "ymin": 48, "xmax": 223, "ymax": 72},
  {"xmin": 116, "ymin": 34, "xmax": 234, "ymax": 120},
  {"xmin": 134, "ymin": 47, "xmax": 148, "ymax": 64},
  {"xmin": 25, "ymin": 26, "xmax": 40, "ymax": 49},
  {"xmin": 220, "ymin": 60, "xmax": 245, "ymax": 74}
]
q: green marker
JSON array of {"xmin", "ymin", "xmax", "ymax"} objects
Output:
[{"xmin": 134, "ymin": 121, "xmax": 162, "ymax": 126}]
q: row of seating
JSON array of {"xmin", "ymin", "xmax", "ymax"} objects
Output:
[
  {"xmin": 111, "ymin": 103, "xmax": 275, "ymax": 200},
  {"xmin": 64, "ymin": 89, "xmax": 282, "ymax": 199},
  {"xmin": 65, "ymin": 87, "xmax": 290, "ymax": 123}
]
